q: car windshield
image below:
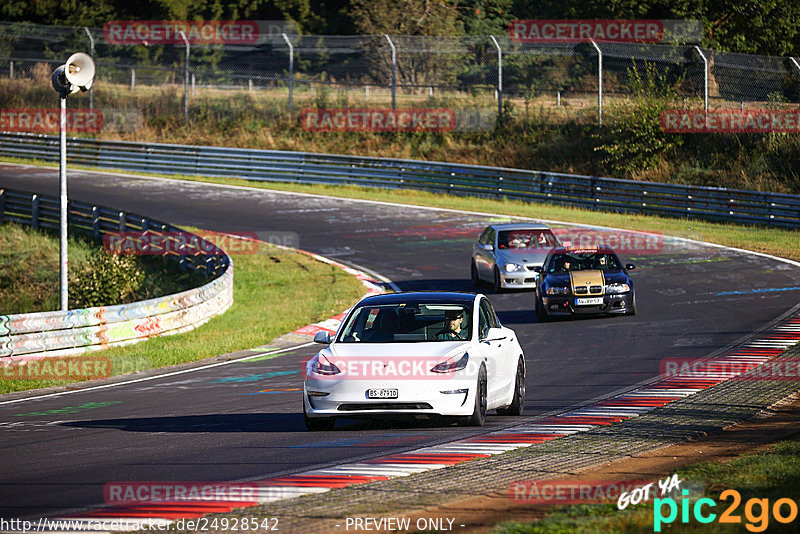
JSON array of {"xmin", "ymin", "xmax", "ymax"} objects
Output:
[
  {"xmin": 498, "ymin": 229, "xmax": 558, "ymax": 250},
  {"xmin": 547, "ymin": 251, "xmax": 623, "ymax": 273},
  {"xmin": 337, "ymin": 303, "xmax": 472, "ymax": 343}
]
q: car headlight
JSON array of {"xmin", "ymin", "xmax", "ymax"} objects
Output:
[
  {"xmin": 605, "ymin": 283, "xmax": 631, "ymax": 294},
  {"xmin": 431, "ymin": 353, "xmax": 469, "ymax": 373},
  {"xmin": 503, "ymin": 263, "xmax": 524, "ymax": 272},
  {"xmin": 546, "ymin": 286, "xmax": 570, "ymax": 295},
  {"xmin": 309, "ymin": 353, "xmax": 341, "ymax": 376}
]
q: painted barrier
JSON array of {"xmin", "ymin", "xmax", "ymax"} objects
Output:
[{"xmin": 0, "ymin": 189, "xmax": 233, "ymax": 359}]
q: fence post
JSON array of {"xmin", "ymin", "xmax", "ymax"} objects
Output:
[
  {"xmin": 9, "ymin": 60, "xmax": 13, "ymax": 80},
  {"xmin": 130, "ymin": 68, "xmax": 135, "ymax": 91},
  {"xmin": 490, "ymin": 35, "xmax": 503, "ymax": 121},
  {"xmin": 694, "ymin": 45, "xmax": 708, "ymax": 125},
  {"xmin": 178, "ymin": 30, "xmax": 190, "ymax": 123},
  {"xmin": 92, "ymin": 206, "xmax": 100, "ymax": 239},
  {"xmin": 590, "ymin": 40, "xmax": 603, "ymax": 127},
  {"xmin": 84, "ymin": 27, "xmax": 95, "ymax": 110},
  {"xmin": 32, "ymin": 194, "xmax": 40, "ymax": 229},
  {"xmin": 281, "ymin": 33, "xmax": 294, "ymax": 112},
  {"xmin": 385, "ymin": 34, "xmax": 396, "ymax": 111}
]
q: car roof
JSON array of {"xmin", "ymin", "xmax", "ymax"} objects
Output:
[
  {"xmin": 355, "ymin": 291, "xmax": 479, "ymax": 306},
  {"xmin": 489, "ymin": 222, "xmax": 552, "ymax": 231}
]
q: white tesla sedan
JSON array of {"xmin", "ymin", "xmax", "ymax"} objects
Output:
[{"xmin": 303, "ymin": 292, "xmax": 526, "ymax": 430}]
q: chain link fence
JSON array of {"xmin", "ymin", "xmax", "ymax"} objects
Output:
[{"xmin": 1, "ymin": 20, "xmax": 800, "ymax": 133}]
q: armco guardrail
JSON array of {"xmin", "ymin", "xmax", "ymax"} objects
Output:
[
  {"xmin": 0, "ymin": 188, "xmax": 233, "ymax": 359},
  {"xmin": 1, "ymin": 132, "xmax": 799, "ymax": 227}
]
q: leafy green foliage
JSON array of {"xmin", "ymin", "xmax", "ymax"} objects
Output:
[
  {"xmin": 594, "ymin": 61, "xmax": 683, "ymax": 176},
  {"xmin": 69, "ymin": 249, "xmax": 145, "ymax": 308}
]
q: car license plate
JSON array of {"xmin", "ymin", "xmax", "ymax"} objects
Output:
[
  {"xmin": 368, "ymin": 388, "xmax": 398, "ymax": 399},
  {"xmin": 575, "ymin": 297, "xmax": 603, "ymax": 306}
]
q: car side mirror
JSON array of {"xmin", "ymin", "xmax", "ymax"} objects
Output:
[
  {"xmin": 626, "ymin": 264, "xmax": 636, "ymax": 270},
  {"xmin": 313, "ymin": 331, "xmax": 331, "ymax": 344},
  {"xmin": 533, "ymin": 266, "xmax": 543, "ymax": 273},
  {"xmin": 481, "ymin": 243, "xmax": 494, "ymax": 251},
  {"xmin": 483, "ymin": 327, "xmax": 506, "ymax": 342}
]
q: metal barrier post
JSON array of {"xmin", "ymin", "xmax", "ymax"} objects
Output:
[
  {"xmin": 385, "ymin": 34, "xmax": 396, "ymax": 111},
  {"xmin": 84, "ymin": 27, "xmax": 95, "ymax": 110},
  {"xmin": 490, "ymin": 36, "xmax": 503, "ymax": 120},
  {"xmin": 32, "ymin": 194, "xmax": 40, "ymax": 229},
  {"xmin": 9, "ymin": 60, "xmax": 13, "ymax": 80},
  {"xmin": 178, "ymin": 30, "xmax": 189, "ymax": 123},
  {"xmin": 590, "ymin": 40, "xmax": 602, "ymax": 127},
  {"xmin": 282, "ymin": 33, "xmax": 294, "ymax": 112}
]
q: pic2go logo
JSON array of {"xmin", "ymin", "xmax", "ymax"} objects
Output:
[{"xmin": 654, "ymin": 489, "xmax": 799, "ymax": 532}]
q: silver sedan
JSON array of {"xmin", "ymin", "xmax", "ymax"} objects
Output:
[{"xmin": 471, "ymin": 223, "xmax": 560, "ymax": 291}]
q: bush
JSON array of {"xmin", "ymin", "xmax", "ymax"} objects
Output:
[
  {"xmin": 69, "ymin": 250, "xmax": 145, "ymax": 308},
  {"xmin": 593, "ymin": 61, "xmax": 683, "ymax": 177}
]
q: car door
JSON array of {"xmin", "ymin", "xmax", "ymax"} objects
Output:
[
  {"xmin": 482, "ymin": 298, "xmax": 515, "ymax": 397},
  {"xmin": 477, "ymin": 297, "xmax": 506, "ymax": 405}
]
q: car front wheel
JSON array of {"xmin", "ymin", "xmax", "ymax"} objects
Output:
[
  {"xmin": 493, "ymin": 267, "xmax": 502, "ymax": 293},
  {"xmin": 471, "ymin": 260, "xmax": 480, "ymax": 286},
  {"xmin": 497, "ymin": 358, "xmax": 525, "ymax": 416},
  {"xmin": 536, "ymin": 294, "xmax": 548, "ymax": 322},
  {"xmin": 459, "ymin": 365, "xmax": 487, "ymax": 427}
]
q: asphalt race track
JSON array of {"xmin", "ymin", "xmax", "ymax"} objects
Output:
[{"xmin": 2, "ymin": 163, "xmax": 800, "ymax": 520}]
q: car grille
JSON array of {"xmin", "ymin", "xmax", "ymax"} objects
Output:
[
  {"xmin": 574, "ymin": 286, "xmax": 588, "ymax": 294},
  {"xmin": 337, "ymin": 403, "xmax": 433, "ymax": 411},
  {"xmin": 590, "ymin": 285, "xmax": 603, "ymax": 294}
]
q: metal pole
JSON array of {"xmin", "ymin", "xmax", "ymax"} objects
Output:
[
  {"xmin": 490, "ymin": 35, "xmax": 503, "ymax": 120},
  {"xmin": 790, "ymin": 57, "xmax": 800, "ymax": 80},
  {"xmin": 84, "ymin": 27, "xmax": 95, "ymax": 110},
  {"xmin": 590, "ymin": 40, "xmax": 602, "ymax": 127},
  {"xmin": 130, "ymin": 68, "xmax": 135, "ymax": 91},
  {"xmin": 281, "ymin": 33, "xmax": 294, "ymax": 112},
  {"xmin": 9, "ymin": 60, "xmax": 13, "ymax": 80},
  {"xmin": 385, "ymin": 34, "xmax": 396, "ymax": 111},
  {"xmin": 59, "ymin": 92, "xmax": 68, "ymax": 311},
  {"xmin": 179, "ymin": 30, "xmax": 189, "ymax": 123},
  {"xmin": 694, "ymin": 46, "xmax": 708, "ymax": 117}
]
